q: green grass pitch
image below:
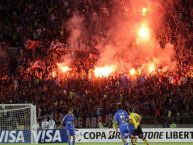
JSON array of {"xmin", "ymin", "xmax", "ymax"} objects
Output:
[
  {"xmin": 64, "ymin": 143, "xmax": 193, "ymax": 145},
  {"xmin": 66, "ymin": 143, "xmax": 192, "ymax": 145},
  {"xmin": 3, "ymin": 143, "xmax": 193, "ymax": 145}
]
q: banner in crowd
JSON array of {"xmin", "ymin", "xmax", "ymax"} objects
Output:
[
  {"xmin": 54, "ymin": 113, "xmax": 114, "ymax": 128},
  {"xmin": 0, "ymin": 129, "xmax": 68, "ymax": 143},
  {"xmin": 75, "ymin": 128, "xmax": 193, "ymax": 142}
]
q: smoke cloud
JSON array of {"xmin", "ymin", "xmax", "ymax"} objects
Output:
[
  {"xmin": 66, "ymin": 13, "xmax": 84, "ymax": 51},
  {"xmin": 95, "ymin": 0, "xmax": 176, "ymax": 74}
]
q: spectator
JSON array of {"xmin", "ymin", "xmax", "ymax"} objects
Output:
[
  {"xmin": 48, "ymin": 116, "xmax": 56, "ymax": 129},
  {"xmin": 41, "ymin": 117, "xmax": 49, "ymax": 129}
]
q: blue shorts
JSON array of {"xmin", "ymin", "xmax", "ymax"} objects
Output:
[
  {"xmin": 119, "ymin": 123, "xmax": 130, "ymax": 139},
  {"xmin": 129, "ymin": 124, "xmax": 135, "ymax": 135},
  {"xmin": 66, "ymin": 128, "xmax": 75, "ymax": 136}
]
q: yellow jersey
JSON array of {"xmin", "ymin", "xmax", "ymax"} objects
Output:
[{"xmin": 130, "ymin": 113, "xmax": 142, "ymax": 129}]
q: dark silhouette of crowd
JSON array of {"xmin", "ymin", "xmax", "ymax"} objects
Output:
[{"xmin": 0, "ymin": 0, "xmax": 192, "ymax": 126}]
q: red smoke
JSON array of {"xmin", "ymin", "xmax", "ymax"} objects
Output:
[{"xmin": 95, "ymin": 0, "xmax": 176, "ymax": 75}]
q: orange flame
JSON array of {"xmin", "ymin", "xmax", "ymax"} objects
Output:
[
  {"xmin": 51, "ymin": 71, "xmax": 57, "ymax": 77},
  {"xmin": 129, "ymin": 68, "xmax": 136, "ymax": 76},
  {"xmin": 57, "ymin": 63, "xmax": 72, "ymax": 73},
  {"xmin": 148, "ymin": 62, "xmax": 156, "ymax": 73},
  {"xmin": 137, "ymin": 24, "xmax": 151, "ymax": 42},
  {"xmin": 94, "ymin": 65, "xmax": 116, "ymax": 78},
  {"xmin": 141, "ymin": 7, "xmax": 149, "ymax": 16}
]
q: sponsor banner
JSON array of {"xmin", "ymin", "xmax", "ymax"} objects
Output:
[
  {"xmin": 1, "ymin": 128, "xmax": 193, "ymax": 143},
  {"xmin": 0, "ymin": 129, "xmax": 68, "ymax": 143},
  {"xmin": 75, "ymin": 128, "xmax": 193, "ymax": 142},
  {"xmin": 0, "ymin": 130, "xmax": 30, "ymax": 143},
  {"xmin": 35, "ymin": 129, "xmax": 67, "ymax": 143}
]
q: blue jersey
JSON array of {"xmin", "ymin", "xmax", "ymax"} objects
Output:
[
  {"xmin": 114, "ymin": 109, "xmax": 129, "ymax": 126},
  {"xmin": 114, "ymin": 109, "xmax": 130, "ymax": 138},
  {"xmin": 63, "ymin": 114, "xmax": 75, "ymax": 129}
]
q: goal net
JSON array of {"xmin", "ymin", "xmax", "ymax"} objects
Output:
[{"xmin": 0, "ymin": 104, "xmax": 37, "ymax": 144}]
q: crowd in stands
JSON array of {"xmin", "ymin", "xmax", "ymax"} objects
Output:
[{"xmin": 0, "ymin": 0, "xmax": 192, "ymax": 126}]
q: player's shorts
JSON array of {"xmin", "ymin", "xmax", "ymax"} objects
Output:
[
  {"xmin": 131, "ymin": 125, "xmax": 143, "ymax": 138},
  {"xmin": 66, "ymin": 128, "xmax": 75, "ymax": 136},
  {"xmin": 129, "ymin": 124, "xmax": 135, "ymax": 134},
  {"xmin": 119, "ymin": 123, "xmax": 130, "ymax": 139}
]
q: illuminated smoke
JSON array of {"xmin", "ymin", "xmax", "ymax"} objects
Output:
[
  {"xmin": 66, "ymin": 13, "xmax": 84, "ymax": 51},
  {"xmin": 57, "ymin": 63, "xmax": 72, "ymax": 73},
  {"xmin": 129, "ymin": 68, "xmax": 136, "ymax": 76},
  {"xmin": 95, "ymin": 0, "xmax": 176, "ymax": 75},
  {"xmin": 50, "ymin": 14, "xmax": 84, "ymax": 77},
  {"xmin": 137, "ymin": 23, "xmax": 151, "ymax": 42},
  {"xmin": 51, "ymin": 71, "xmax": 57, "ymax": 78},
  {"xmin": 94, "ymin": 65, "xmax": 116, "ymax": 78},
  {"xmin": 148, "ymin": 62, "xmax": 156, "ymax": 73},
  {"xmin": 142, "ymin": 7, "xmax": 150, "ymax": 16}
]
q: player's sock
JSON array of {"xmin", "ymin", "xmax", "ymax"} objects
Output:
[
  {"xmin": 143, "ymin": 138, "xmax": 150, "ymax": 145},
  {"xmin": 131, "ymin": 137, "xmax": 137, "ymax": 145},
  {"xmin": 125, "ymin": 141, "xmax": 129, "ymax": 145},
  {"xmin": 68, "ymin": 140, "xmax": 71, "ymax": 145},
  {"xmin": 72, "ymin": 140, "xmax": 75, "ymax": 145}
]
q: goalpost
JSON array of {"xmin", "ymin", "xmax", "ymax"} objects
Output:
[{"xmin": 0, "ymin": 104, "xmax": 37, "ymax": 144}]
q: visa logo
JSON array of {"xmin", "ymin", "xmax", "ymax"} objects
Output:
[
  {"xmin": 0, "ymin": 131, "xmax": 25, "ymax": 143},
  {"xmin": 0, "ymin": 130, "xmax": 62, "ymax": 143},
  {"xmin": 34, "ymin": 130, "xmax": 62, "ymax": 143}
]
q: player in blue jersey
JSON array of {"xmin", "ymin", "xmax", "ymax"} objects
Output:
[
  {"xmin": 114, "ymin": 103, "xmax": 130, "ymax": 145},
  {"xmin": 60, "ymin": 108, "xmax": 75, "ymax": 145}
]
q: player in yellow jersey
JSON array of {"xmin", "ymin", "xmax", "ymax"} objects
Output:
[{"xmin": 129, "ymin": 112, "xmax": 150, "ymax": 145}]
